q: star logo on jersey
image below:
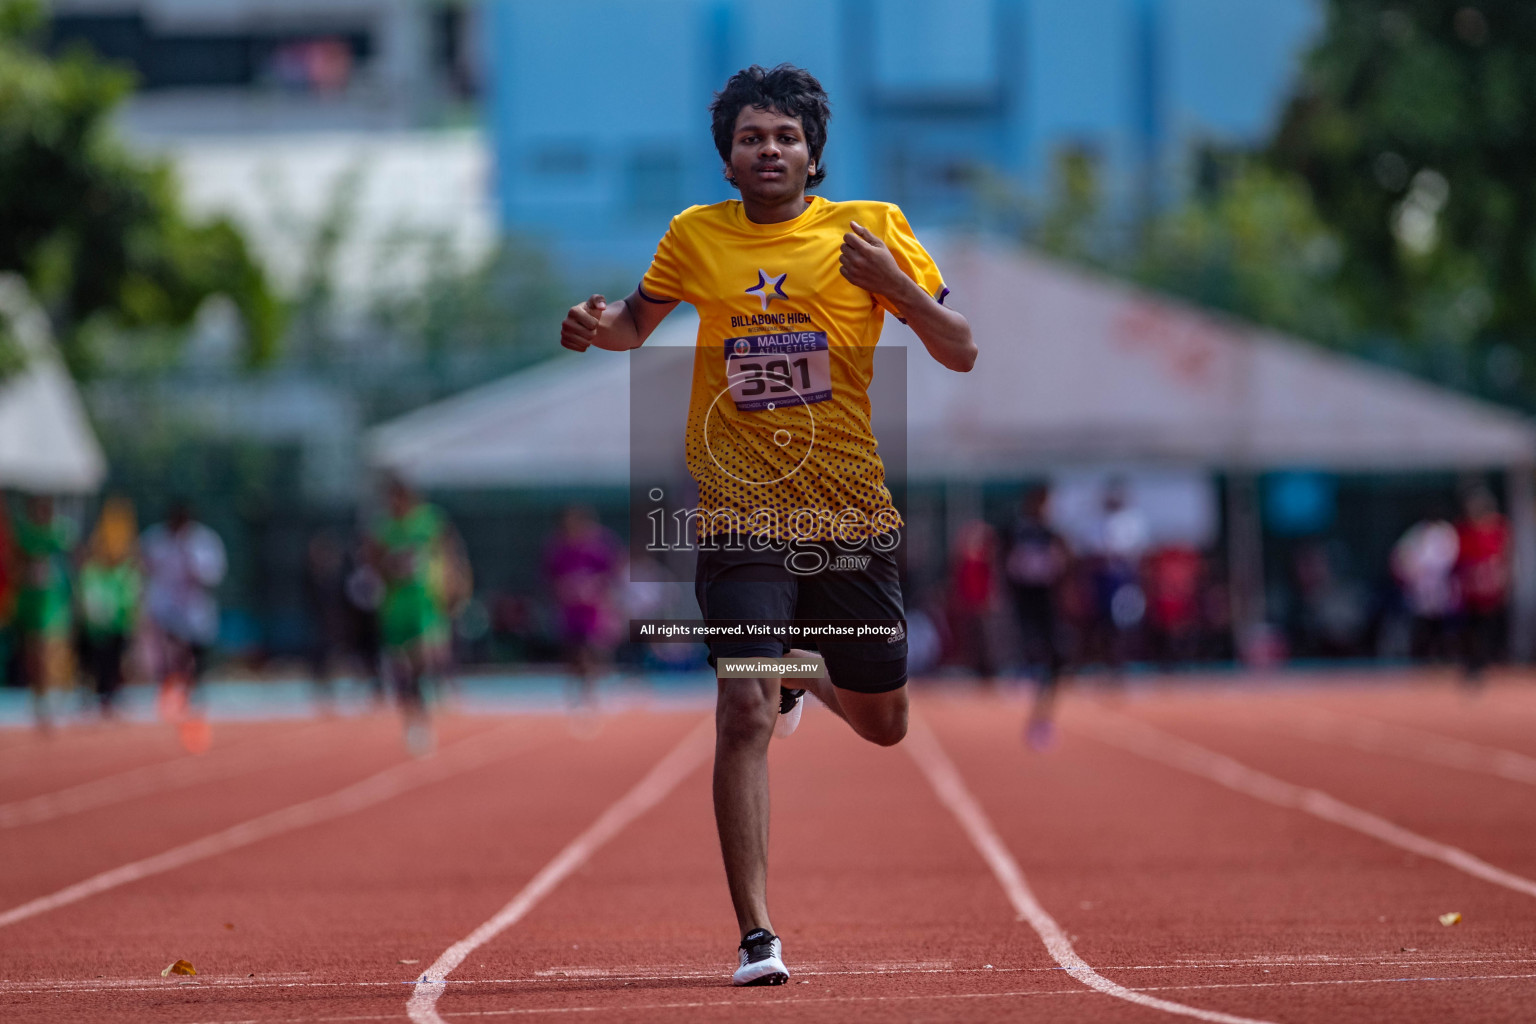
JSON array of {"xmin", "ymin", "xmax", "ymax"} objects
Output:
[{"xmin": 744, "ymin": 269, "xmax": 788, "ymax": 312}]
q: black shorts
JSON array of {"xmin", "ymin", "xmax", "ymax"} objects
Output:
[{"xmin": 694, "ymin": 533, "xmax": 908, "ymax": 694}]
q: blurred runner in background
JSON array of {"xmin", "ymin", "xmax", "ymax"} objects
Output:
[
  {"xmin": 1004, "ymin": 486, "xmax": 1070, "ymax": 749},
  {"xmin": 15, "ymin": 495, "xmax": 76, "ymax": 732},
  {"xmin": 141, "ymin": 500, "xmax": 226, "ymax": 752},
  {"xmin": 544, "ymin": 505, "xmax": 624, "ymax": 710},
  {"xmin": 77, "ymin": 496, "xmax": 141, "ymax": 718},
  {"xmin": 1455, "ymin": 485, "xmax": 1509, "ymax": 682},
  {"xmin": 1391, "ymin": 516, "xmax": 1459, "ymax": 662},
  {"xmin": 369, "ymin": 476, "xmax": 468, "ymax": 755}
]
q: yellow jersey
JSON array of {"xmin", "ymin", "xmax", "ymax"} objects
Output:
[{"xmin": 640, "ymin": 195, "xmax": 947, "ymax": 544}]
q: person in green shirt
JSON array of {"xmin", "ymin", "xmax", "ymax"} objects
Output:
[
  {"xmin": 367, "ymin": 476, "xmax": 469, "ymax": 755},
  {"xmin": 14, "ymin": 495, "xmax": 77, "ymax": 730},
  {"xmin": 78, "ymin": 496, "xmax": 142, "ymax": 717}
]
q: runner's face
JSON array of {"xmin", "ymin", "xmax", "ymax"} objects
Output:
[{"xmin": 728, "ymin": 106, "xmax": 812, "ymax": 201}]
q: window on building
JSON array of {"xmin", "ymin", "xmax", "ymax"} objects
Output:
[
  {"xmin": 872, "ymin": 0, "xmax": 998, "ymax": 105},
  {"xmin": 47, "ymin": 13, "xmax": 372, "ymax": 91},
  {"xmin": 627, "ymin": 150, "xmax": 683, "ymax": 216},
  {"xmin": 530, "ymin": 145, "xmax": 592, "ymax": 177}
]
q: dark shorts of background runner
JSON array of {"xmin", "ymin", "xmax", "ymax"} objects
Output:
[{"xmin": 694, "ymin": 533, "xmax": 908, "ymax": 694}]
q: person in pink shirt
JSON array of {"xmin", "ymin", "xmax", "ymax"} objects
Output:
[{"xmin": 544, "ymin": 506, "xmax": 625, "ymax": 707}]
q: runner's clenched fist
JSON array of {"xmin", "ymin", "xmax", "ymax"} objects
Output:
[
  {"xmin": 838, "ymin": 221, "xmax": 905, "ymax": 297},
  {"xmin": 560, "ymin": 294, "xmax": 608, "ymax": 352}
]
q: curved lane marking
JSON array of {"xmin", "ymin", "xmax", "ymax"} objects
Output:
[
  {"xmin": 0, "ymin": 724, "xmax": 335, "ymax": 829},
  {"xmin": 905, "ymin": 715, "xmax": 1278, "ymax": 1024},
  {"xmin": 1084, "ymin": 713, "xmax": 1536, "ymax": 900},
  {"xmin": 406, "ymin": 717, "xmax": 714, "ymax": 1024},
  {"xmin": 0, "ymin": 722, "xmax": 531, "ymax": 929},
  {"xmin": 1255, "ymin": 708, "xmax": 1536, "ymax": 787}
]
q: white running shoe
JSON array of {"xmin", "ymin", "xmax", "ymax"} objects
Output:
[
  {"xmin": 732, "ymin": 928, "xmax": 789, "ymax": 986},
  {"xmin": 774, "ymin": 687, "xmax": 806, "ymax": 738}
]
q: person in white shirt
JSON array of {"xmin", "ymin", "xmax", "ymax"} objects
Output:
[{"xmin": 141, "ymin": 501, "xmax": 226, "ymax": 738}]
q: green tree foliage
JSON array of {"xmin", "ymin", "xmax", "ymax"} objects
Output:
[
  {"xmin": 1270, "ymin": 0, "xmax": 1536, "ymax": 370},
  {"xmin": 1018, "ymin": 2, "xmax": 1536, "ymax": 405},
  {"xmin": 1133, "ymin": 154, "xmax": 1357, "ymax": 348},
  {"xmin": 1027, "ymin": 148, "xmax": 1357, "ymax": 350},
  {"xmin": 0, "ymin": 0, "xmax": 280, "ymax": 374},
  {"xmin": 371, "ymin": 234, "xmax": 578, "ymax": 370}
]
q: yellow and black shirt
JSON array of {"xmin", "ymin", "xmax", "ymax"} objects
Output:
[{"xmin": 640, "ymin": 195, "xmax": 946, "ymax": 543}]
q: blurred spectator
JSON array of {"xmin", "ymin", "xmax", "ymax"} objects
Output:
[
  {"xmin": 15, "ymin": 496, "xmax": 77, "ymax": 731},
  {"xmin": 1288, "ymin": 541, "xmax": 1371, "ymax": 659},
  {"xmin": 77, "ymin": 497, "xmax": 141, "ymax": 717},
  {"xmin": 264, "ymin": 38, "xmax": 354, "ymax": 94},
  {"xmin": 1390, "ymin": 518, "xmax": 1459, "ymax": 662},
  {"xmin": 368, "ymin": 475, "xmax": 467, "ymax": 754},
  {"xmin": 1003, "ymin": 486, "xmax": 1070, "ymax": 747},
  {"xmin": 1200, "ymin": 570, "xmax": 1234, "ymax": 662},
  {"xmin": 1143, "ymin": 543, "xmax": 1204, "ymax": 666},
  {"xmin": 544, "ymin": 506, "xmax": 625, "ymax": 707},
  {"xmin": 141, "ymin": 500, "xmax": 226, "ymax": 750},
  {"xmin": 1455, "ymin": 486, "xmax": 1510, "ymax": 681},
  {"xmin": 0, "ymin": 498, "xmax": 15, "ymax": 688},
  {"xmin": 303, "ymin": 530, "xmax": 350, "ymax": 711},
  {"xmin": 1084, "ymin": 480, "xmax": 1149, "ymax": 672},
  {"xmin": 947, "ymin": 520, "xmax": 1001, "ymax": 683},
  {"xmin": 342, "ymin": 539, "xmax": 386, "ymax": 703}
]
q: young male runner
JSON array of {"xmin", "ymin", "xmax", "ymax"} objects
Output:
[{"xmin": 560, "ymin": 64, "xmax": 975, "ymax": 986}]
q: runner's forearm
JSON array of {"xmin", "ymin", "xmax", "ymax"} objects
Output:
[
  {"xmin": 881, "ymin": 277, "xmax": 976, "ymax": 372},
  {"xmin": 588, "ymin": 296, "xmax": 647, "ymax": 351},
  {"xmin": 591, "ymin": 292, "xmax": 678, "ymax": 351}
]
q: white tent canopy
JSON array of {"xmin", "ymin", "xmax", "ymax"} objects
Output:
[
  {"xmin": 0, "ymin": 277, "xmax": 107, "ymax": 495},
  {"xmin": 366, "ymin": 312, "xmax": 696, "ymax": 489},
  {"xmin": 367, "ymin": 243, "xmax": 1536, "ymax": 486},
  {"xmin": 905, "ymin": 244, "xmax": 1536, "ymax": 476}
]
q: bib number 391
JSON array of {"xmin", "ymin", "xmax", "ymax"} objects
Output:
[{"xmin": 723, "ymin": 332, "xmax": 833, "ymax": 412}]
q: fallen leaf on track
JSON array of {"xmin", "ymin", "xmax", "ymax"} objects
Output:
[
  {"xmin": 399, "ymin": 959, "xmax": 420, "ymax": 965},
  {"xmin": 1439, "ymin": 912, "xmax": 1463, "ymax": 926},
  {"xmin": 161, "ymin": 960, "xmax": 196, "ymax": 977}
]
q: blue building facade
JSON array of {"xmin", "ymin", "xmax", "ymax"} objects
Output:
[{"xmin": 485, "ymin": 0, "xmax": 1318, "ymax": 271}]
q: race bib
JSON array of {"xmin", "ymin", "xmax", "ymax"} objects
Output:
[{"xmin": 723, "ymin": 332, "xmax": 832, "ymax": 412}]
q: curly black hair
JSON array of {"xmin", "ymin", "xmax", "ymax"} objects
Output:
[{"xmin": 710, "ymin": 64, "xmax": 831, "ymax": 190}]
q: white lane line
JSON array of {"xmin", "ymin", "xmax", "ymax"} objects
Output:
[
  {"xmin": 0, "ymin": 723, "xmax": 533, "ymax": 930},
  {"xmin": 903, "ymin": 715, "xmax": 1276, "ymax": 1024},
  {"xmin": 406, "ymin": 717, "xmax": 714, "ymax": 1024},
  {"xmin": 0, "ymin": 724, "xmax": 337, "ymax": 829},
  {"xmin": 176, "ymin": 971, "xmax": 1536, "ymax": 1023},
  {"xmin": 1257, "ymin": 708, "xmax": 1536, "ymax": 786},
  {"xmin": 12, "ymin": 957, "xmax": 1536, "ymax": 995},
  {"xmin": 1083, "ymin": 713, "xmax": 1536, "ymax": 900}
]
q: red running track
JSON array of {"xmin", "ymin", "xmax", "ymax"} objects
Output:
[{"xmin": 3, "ymin": 671, "xmax": 1536, "ymax": 1023}]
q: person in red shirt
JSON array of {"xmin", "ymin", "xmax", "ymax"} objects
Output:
[
  {"xmin": 1143, "ymin": 544, "xmax": 1204, "ymax": 666},
  {"xmin": 1455, "ymin": 486, "xmax": 1510, "ymax": 681},
  {"xmin": 948, "ymin": 520, "xmax": 1001, "ymax": 683}
]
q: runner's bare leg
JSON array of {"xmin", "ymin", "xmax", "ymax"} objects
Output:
[
  {"xmin": 714, "ymin": 677, "xmax": 778, "ymax": 936},
  {"xmin": 788, "ymin": 649, "xmax": 907, "ymax": 746}
]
